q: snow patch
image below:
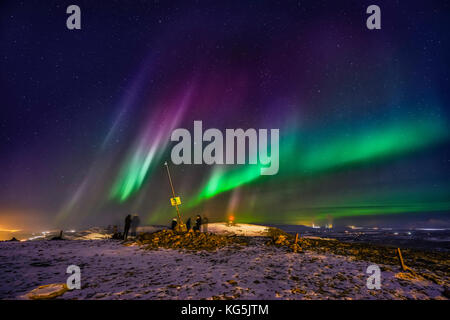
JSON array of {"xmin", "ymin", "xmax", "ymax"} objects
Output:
[{"xmin": 206, "ymin": 223, "xmax": 269, "ymax": 236}]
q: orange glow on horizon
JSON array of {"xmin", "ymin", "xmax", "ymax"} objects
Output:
[
  {"xmin": 0, "ymin": 208, "xmax": 51, "ymax": 233},
  {"xmin": 0, "ymin": 226, "xmax": 22, "ymax": 233}
]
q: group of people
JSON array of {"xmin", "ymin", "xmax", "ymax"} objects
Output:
[
  {"xmin": 124, "ymin": 214, "xmax": 140, "ymax": 240},
  {"xmin": 171, "ymin": 215, "xmax": 208, "ymax": 232},
  {"xmin": 113, "ymin": 212, "xmax": 209, "ymax": 241},
  {"xmin": 112, "ymin": 214, "xmax": 140, "ymax": 240}
]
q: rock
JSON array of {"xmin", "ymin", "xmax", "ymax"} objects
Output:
[
  {"xmin": 275, "ymin": 235, "xmax": 287, "ymax": 245},
  {"xmin": 23, "ymin": 283, "xmax": 68, "ymax": 300},
  {"xmin": 227, "ymin": 280, "xmax": 238, "ymax": 286},
  {"xmin": 50, "ymin": 231, "xmax": 64, "ymax": 241},
  {"xmin": 290, "ymin": 243, "xmax": 302, "ymax": 253},
  {"xmin": 111, "ymin": 232, "xmax": 123, "ymax": 240},
  {"xmin": 266, "ymin": 233, "xmax": 303, "ymax": 253},
  {"xmin": 135, "ymin": 230, "xmax": 247, "ymax": 251},
  {"xmin": 291, "ymin": 288, "xmax": 307, "ymax": 294}
]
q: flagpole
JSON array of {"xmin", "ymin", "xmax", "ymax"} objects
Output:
[{"xmin": 164, "ymin": 162, "xmax": 184, "ymax": 229}]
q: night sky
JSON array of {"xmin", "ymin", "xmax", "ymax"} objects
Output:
[{"xmin": 1, "ymin": 0, "xmax": 449, "ymax": 231}]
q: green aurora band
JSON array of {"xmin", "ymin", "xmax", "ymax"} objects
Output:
[
  {"xmin": 109, "ymin": 109, "xmax": 449, "ymax": 224},
  {"xmin": 188, "ymin": 114, "xmax": 449, "ymax": 211},
  {"xmin": 110, "ymin": 147, "xmax": 157, "ymax": 203}
]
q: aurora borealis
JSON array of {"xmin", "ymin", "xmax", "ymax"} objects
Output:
[{"xmin": 1, "ymin": 0, "xmax": 449, "ymax": 230}]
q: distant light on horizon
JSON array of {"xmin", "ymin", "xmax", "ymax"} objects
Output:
[{"xmin": 0, "ymin": 226, "xmax": 21, "ymax": 233}]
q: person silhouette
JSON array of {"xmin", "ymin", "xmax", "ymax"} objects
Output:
[
  {"xmin": 186, "ymin": 217, "xmax": 191, "ymax": 230},
  {"xmin": 130, "ymin": 215, "xmax": 140, "ymax": 237},
  {"xmin": 171, "ymin": 218, "xmax": 178, "ymax": 230},
  {"xmin": 193, "ymin": 215, "xmax": 202, "ymax": 231},
  {"xmin": 123, "ymin": 214, "xmax": 132, "ymax": 240}
]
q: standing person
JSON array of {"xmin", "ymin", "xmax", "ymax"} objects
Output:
[
  {"xmin": 194, "ymin": 215, "xmax": 202, "ymax": 231},
  {"xmin": 123, "ymin": 214, "xmax": 132, "ymax": 240},
  {"xmin": 171, "ymin": 218, "xmax": 178, "ymax": 230},
  {"xmin": 186, "ymin": 217, "xmax": 191, "ymax": 230},
  {"xmin": 130, "ymin": 215, "xmax": 140, "ymax": 237}
]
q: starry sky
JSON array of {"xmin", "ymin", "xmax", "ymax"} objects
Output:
[{"xmin": 1, "ymin": 0, "xmax": 449, "ymax": 230}]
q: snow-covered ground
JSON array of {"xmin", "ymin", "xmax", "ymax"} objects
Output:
[
  {"xmin": 9, "ymin": 224, "xmax": 265, "ymax": 242},
  {"xmin": 0, "ymin": 238, "xmax": 446, "ymax": 300},
  {"xmin": 205, "ymin": 223, "xmax": 269, "ymax": 236}
]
